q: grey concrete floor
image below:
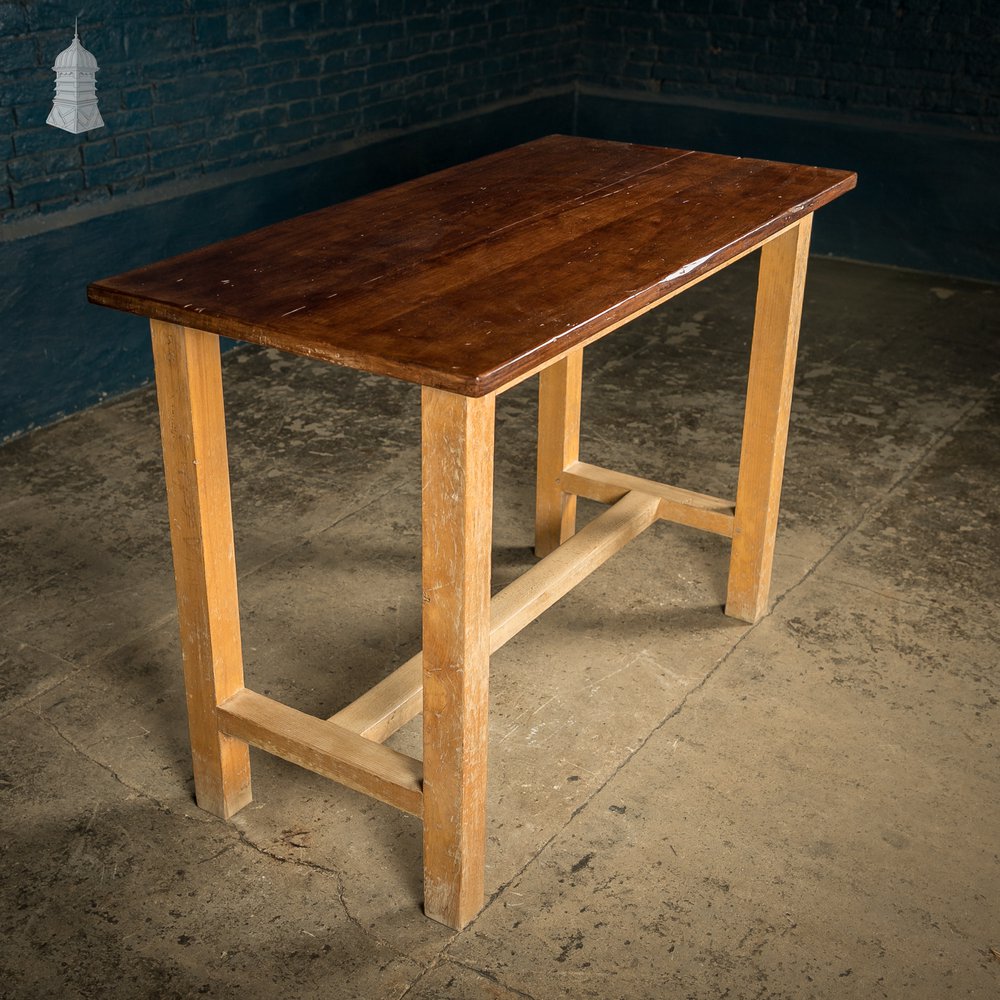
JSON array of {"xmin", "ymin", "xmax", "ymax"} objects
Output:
[{"xmin": 1, "ymin": 256, "xmax": 998, "ymax": 999}]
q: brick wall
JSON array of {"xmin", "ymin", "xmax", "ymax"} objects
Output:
[
  {"xmin": 580, "ymin": 0, "xmax": 999, "ymax": 134},
  {"xmin": 4, "ymin": 2, "xmax": 996, "ymax": 224},
  {"xmin": 1, "ymin": 0, "xmax": 579, "ymax": 221}
]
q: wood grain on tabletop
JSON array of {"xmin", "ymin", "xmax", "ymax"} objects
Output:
[{"xmin": 88, "ymin": 135, "xmax": 856, "ymax": 396}]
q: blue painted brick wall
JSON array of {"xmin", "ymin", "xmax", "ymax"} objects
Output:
[
  {"xmin": 1, "ymin": 0, "xmax": 579, "ymax": 221},
  {"xmin": 580, "ymin": 0, "xmax": 999, "ymax": 134},
  {"xmin": 5, "ymin": 2, "xmax": 995, "ymax": 223}
]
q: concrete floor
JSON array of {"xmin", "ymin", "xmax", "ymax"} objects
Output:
[{"xmin": 1, "ymin": 256, "xmax": 997, "ymax": 999}]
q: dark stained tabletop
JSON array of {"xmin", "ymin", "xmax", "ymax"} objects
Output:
[{"xmin": 88, "ymin": 135, "xmax": 856, "ymax": 396}]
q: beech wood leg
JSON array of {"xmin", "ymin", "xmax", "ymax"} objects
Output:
[
  {"xmin": 151, "ymin": 320, "xmax": 252, "ymax": 819},
  {"xmin": 535, "ymin": 348, "xmax": 583, "ymax": 557},
  {"xmin": 420, "ymin": 386, "xmax": 496, "ymax": 929},
  {"xmin": 726, "ymin": 216, "xmax": 813, "ymax": 623}
]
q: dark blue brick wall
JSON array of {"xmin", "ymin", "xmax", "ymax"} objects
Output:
[
  {"xmin": 580, "ymin": 0, "xmax": 999, "ymax": 134},
  {"xmin": 1, "ymin": 0, "xmax": 579, "ymax": 221},
  {"xmin": 6, "ymin": 1, "xmax": 995, "ymax": 223}
]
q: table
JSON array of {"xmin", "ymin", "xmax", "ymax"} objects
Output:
[{"xmin": 88, "ymin": 135, "xmax": 855, "ymax": 929}]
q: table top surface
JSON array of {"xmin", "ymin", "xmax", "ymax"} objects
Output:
[{"xmin": 89, "ymin": 135, "xmax": 855, "ymax": 396}]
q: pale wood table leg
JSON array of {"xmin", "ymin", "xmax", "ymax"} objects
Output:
[
  {"xmin": 151, "ymin": 320, "xmax": 252, "ymax": 819},
  {"xmin": 725, "ymin": 216, "xmax": 813, "ymax": 623},
  {"xmin": 420, "ymin": 386, "xmax": 495, "ymax": 929},
  {"xmin": 535, "ymin": 347, "xmax": 583, "ymax": 557}
]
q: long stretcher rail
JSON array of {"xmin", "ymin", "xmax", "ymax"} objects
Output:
[{"xmin": 330, "ymin": 489, "xmax": 661, "ymax": 743}]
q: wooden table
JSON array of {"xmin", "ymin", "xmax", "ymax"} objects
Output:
[{"xmin": 89, "ymin": 135, "xmax": 855, "ymax": 929}]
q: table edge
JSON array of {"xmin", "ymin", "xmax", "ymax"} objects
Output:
[{"xmin": 87, "ymin": 167, "xmax": 856, "ymax": 397}]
